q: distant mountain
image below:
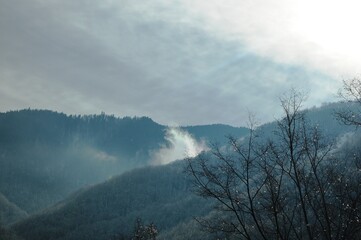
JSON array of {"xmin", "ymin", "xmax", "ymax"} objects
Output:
[
  {"xmin": 11, "ymin": 161, "xmax": 213, "ymax": 240},
  {"xmin": 9, "ymin": 102, "xmax": 359, "ymax": 239},
  {"xmin": 0, "ymin": 110, "xmax": 165, "ymax": 216},
  {"xmin": 184, "ymin": 124, "xmax": 249, "ymax": 144},
  {"xmin": 257, "ymin": 101, "xmax": 355, "ymax": 141},
  {"xmin": 0, "ymin": 109, "xmax": 247, "ymax": 220}
]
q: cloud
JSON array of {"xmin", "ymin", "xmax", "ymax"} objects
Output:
[
  {"xmin": 177, "ymin": 0, "xmax": 361, "ymax": 78},
  {"xmin": 334, "ymin": 131, "xmax": 361, "ymax": 153},
  {"xmin": 83, "ymin": 146, "xmax": 118, "ymax": 162},
  {"xmin": 0, "ymin": 0, "xmax": 344, "ymax": 126},
  {"xmin": 151, "ymin": 127, "xmax": 208, "ymax": 165},
  {"xmin": 330, "ymin": 131, "xmax": 361, "ymax": 170}
]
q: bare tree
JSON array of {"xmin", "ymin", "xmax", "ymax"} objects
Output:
[
  {"xmin": 336, "ymin": 78, "xmax": 361, "ymax": 126},
  {"xmin": 187, "ymin": 90, "xmax": 361, "ymax": 239},
  {"xmin": 132, "ymin": 218, "xmax": 158, "ymax": 240},
  {"xmin": 187, "ymin": 117, "xmax": 269, "ymax": 240},
  {"xmin": 112, "ymin": 218, "xmax": 158, "ymax": 240}
]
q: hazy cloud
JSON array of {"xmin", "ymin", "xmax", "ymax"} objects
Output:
[
  {"xmin": 151, "ymin": 127, "xmax": 207, "ymax": 165},
  {"xmin": 0, "ymin": 0, "xmax": 347, "ymax": 126}
]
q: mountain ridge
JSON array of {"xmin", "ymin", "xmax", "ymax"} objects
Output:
[
  {"xmin": 8, "ymin": 101, "xmax": 359, "ymax": 239},
  {"xmin": 0, "ymin": 109, "xmax": 248, "ymax": 223}
]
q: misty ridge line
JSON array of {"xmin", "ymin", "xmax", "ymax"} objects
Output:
[{"xmin": 0, "ymin": 108, "xmax": 235, "ymax": 166}]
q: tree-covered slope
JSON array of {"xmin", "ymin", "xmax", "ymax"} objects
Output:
[
  {"xmin": 11, "ymin": 162, "xmax": 212, "ymax": 240},
  {"xmin": 8, "ymin": 102, "xmax": 359, "ymax": 239},
  {"xmin": 0, "ymin": 109, "xmax": 246, "ymax": 219},
  {"xmin": 0, "ymin": 110, "xmax": 166, "ymax": 214}
]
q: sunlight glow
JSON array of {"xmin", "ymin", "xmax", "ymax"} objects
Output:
[
  {"xmin": 180, "ymin": 0, "xmax": 361, "ymax": 77},
  {"xmin": 293, "ymin": 0, "xmax": 361, "ymax": 57}
]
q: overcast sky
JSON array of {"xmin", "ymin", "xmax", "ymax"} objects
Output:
[{"xmin": 1, "ymin": 0, "xmax": 361, "ymax": 126}]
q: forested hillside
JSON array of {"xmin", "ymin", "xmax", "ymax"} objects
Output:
[
  {"xmin": 11, "ymin": 161, "xmax": 213, "ymax": 240},
  {"xmin": 8, "ymin": 102, "xmax": 360, "ymax": 239},
  {"xmin": 0, "ymin": 110, "xmax": 164, "ymax": 216},
  {"xmin": 0, "ymin": 109, "xmax": 247, "ymax": 224}
]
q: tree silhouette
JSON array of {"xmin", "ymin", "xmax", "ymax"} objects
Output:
[
  {"xmin": 336, "ymin": 78, "xmax": 361, "ymax": 126},
  {"xmin": 187, "ymin": 91, "xmax": 361, "ymax": 239}
]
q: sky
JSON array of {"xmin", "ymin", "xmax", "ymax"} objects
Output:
[{"xmin": 1, "ymin": 0, "xmax": 361, "ymax": 126}]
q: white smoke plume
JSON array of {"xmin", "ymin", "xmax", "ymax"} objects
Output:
[{"xmin": 151, "ymin": 127, "xmax": 208, "ymax": 165}]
